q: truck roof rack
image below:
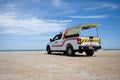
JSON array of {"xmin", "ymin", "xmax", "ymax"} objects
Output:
[
  {"xmin": 64, "ymin": 24, "xmax": 100, "ymax": 36},
  {"xmin": 81, "ymin": 24, "xmax": 100, "ymax": 30}
]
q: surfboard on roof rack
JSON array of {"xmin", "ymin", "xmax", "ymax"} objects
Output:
[{"xmin": 64, "ymin": 24, "xmax": 100, "ymax": 37}]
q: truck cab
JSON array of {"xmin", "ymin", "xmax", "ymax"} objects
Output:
[{"xmin": 46, "ymin": 24, "xmax": 101, "ymax": 56}]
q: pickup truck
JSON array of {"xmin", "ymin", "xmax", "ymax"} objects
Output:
[{"xmin": 46, "ymin": 24, "xmax": 101, "ymax": 56}]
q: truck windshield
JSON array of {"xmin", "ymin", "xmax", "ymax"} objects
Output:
[{"xmin": 80, "ymin": 28, "xmax": 98, "ymax": 37}]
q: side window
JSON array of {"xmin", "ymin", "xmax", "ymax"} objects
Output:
[
  {"xmin": 65, "ymin": 33, "xmax": 79, "ymax": 38},
  {"xmin": 53, "ymin": 34, "xmax": 62, "ymax": 41}
]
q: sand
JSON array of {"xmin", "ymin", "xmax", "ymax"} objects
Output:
[{"xmin": 0, "ymin": 50, "xmax": 120, "ymax": 80}]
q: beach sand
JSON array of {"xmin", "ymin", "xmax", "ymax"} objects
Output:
[{"xmin": 0, "ymin": 50, "xmax": 120, "ymax": 80}]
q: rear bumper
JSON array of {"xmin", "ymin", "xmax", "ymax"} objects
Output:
[{"xmin": 79, "ymin": 46, "xmax": 101, "ymax": 50}]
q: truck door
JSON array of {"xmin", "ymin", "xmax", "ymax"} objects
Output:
[
  {"xmin": 51, "ymin": 34, "xmax": 62, "ymax": 50},
  {"xmin": 57, "ymin": 39, "xmax": 64, "ymax": 50}
]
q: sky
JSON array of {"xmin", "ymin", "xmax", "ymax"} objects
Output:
[{"xmin": 0, "ymin": 0, "xmax": 120, "ymax": 50}]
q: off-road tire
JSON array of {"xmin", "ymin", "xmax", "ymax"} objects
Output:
[
  {"xmin": 63, "ymin": 51, "xmax": 66, "ymax": 55},
  {"xmin": 86, "ymin": 50, "xmax": 94, "ymax": 56},
  {"xmin": 46, "ymin": 46, "xmax": 51, "ymax": 54},
  {"xmin": 66, "ymin": 46, "xmax": 75, "ymax": 56}
]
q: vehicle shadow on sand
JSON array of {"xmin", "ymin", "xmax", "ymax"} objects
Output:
[{"xmin": 45, "ymin": 53, "xmax": 95, "ymax": 57}]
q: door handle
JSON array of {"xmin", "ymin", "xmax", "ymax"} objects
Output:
[{"xmin": 55, "ymin": 42, "xmax": 57, "ymax": 43}]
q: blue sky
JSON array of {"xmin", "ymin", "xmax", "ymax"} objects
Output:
[{"xmin": 0, "ymin": 0, "xmax": 120, "ymax": 50}]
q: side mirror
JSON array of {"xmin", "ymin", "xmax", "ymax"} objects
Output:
[{"xmin": 50, "ymin": 38, "xmax": 53, "ymax": 42}]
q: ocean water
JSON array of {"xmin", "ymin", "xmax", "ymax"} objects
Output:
[
  {"xmin": 0, "ymin": 50, "xmax": 46, "ymax": 52},
  {"xmin": 0, "ymin": 49, "xmax": 120, "ymax": 52},
  {"xmin": 103, "ymin": 49, "xmax": 120, "ymax": 51}
]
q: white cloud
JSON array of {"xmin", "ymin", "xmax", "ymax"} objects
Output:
[
  {"xmin": 70, "ymin": 15, "xmax": 109, "ymax": 19},
  {"xmin": 6, "ymin": 3, "xmax": 15, "ymax": 8},
  {"xmin": 57, "ymin": 9, "xmax": 75, "ymax": 15},
  {"xmin": 0, "ymin": 13, "xmax": 69, "ymax": 35},
  {"xmin": 52, "ymin": 0, "xmax": 69, "ymax": 8},
  {"xmin": 52, "ymin": 0, "xmax": 61, "ymax": 7},
  {"xmin": 45, "ymin": 19, "xmax": 72, "ymax": 23},
  {"xmin": 86, "ymin": 2, "xmax": 119, "ymax": 10},
  {"xmin": 101, "ymin": 2, "xmax": 119, "ymax": 9},
  {"xmin": 114, "ymin": 16, "xmax": 120, "ymax": 19}
]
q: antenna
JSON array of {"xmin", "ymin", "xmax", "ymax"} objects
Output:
[{"xmin": 96, "ymin": 27, "xmax": 99, "ymax": 37}]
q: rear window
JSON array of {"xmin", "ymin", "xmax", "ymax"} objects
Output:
[{"xmin": 65, "ymin": 34, "xmax": 79, "ymax": 38}]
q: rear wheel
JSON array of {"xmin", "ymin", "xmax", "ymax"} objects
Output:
[
  {"xmin": 66, "ymin": 46, "xmax": 75, "ymax": 56},
  {"xmin": 86, "ymin": 50, "xmax": 94, "ymax": 56},
  {"xmin": 63, "ymin": 51, "xmax": 66, "ymax": 55},
  {"xmin": 46, "ymin": 46, "xmax": 51, "ymax": 54}
]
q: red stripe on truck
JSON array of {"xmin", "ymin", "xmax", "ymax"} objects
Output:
[{"xmin": 52, "ymin": 38, "xmax": 81, "ymax": 47}]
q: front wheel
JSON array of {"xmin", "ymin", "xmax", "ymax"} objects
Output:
[
  {"xmin": 46, "ymin": 46, "xmax": 51, "ymax": 54},
  {"xmin": 66, "ymin": 46, "xmax": 75, "ymax": 56},
  {"xmin": 86, "ymin": 50, "xmax": 94, "ymax": 56}
]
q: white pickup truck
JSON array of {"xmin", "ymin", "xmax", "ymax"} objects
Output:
[{"xmin": 46, "ymin": 24, "xmax": 101, "ymax": 56}]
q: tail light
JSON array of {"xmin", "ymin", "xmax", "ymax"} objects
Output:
[
  {"xmin": 77, "ymin": 38, "xmax": 81, "ymax": 44},
  {"xmin": 99, "ymin": 38, "xmax": 101, "ymax": 44}
]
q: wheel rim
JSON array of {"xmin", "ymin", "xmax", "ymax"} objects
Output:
[
  {"xmin": 67, "ymin": 48, "xmax": 72, "ymax": 55},
  {"xmin": 68, "ymin": 48, "xmax": 71, "ymax": 53}
]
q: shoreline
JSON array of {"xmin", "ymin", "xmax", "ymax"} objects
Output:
[
  {"xmin": 0, "ymin": 49, "xmax": 120, "ymax": 52},
  {"xmin": 0, "ymin": 49, "xmax": 120, "ymax": 53}
]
